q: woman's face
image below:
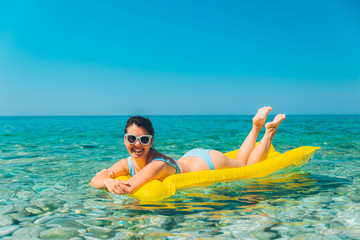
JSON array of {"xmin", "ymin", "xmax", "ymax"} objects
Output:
[{"xmin": 124, "ymin": 124, "xmax": 153, "ymax": 159}]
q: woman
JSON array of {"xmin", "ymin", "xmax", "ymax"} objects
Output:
[{"xmin": 90, "ymin": 106, "xmax": 285, "ymax": 195}]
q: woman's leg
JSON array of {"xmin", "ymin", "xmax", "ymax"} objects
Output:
[
  {"xmin": 235, "ymin": 106, "xmax": 273, "ymax": 166},
  {"xmin": 245, "ymin": 114, "xmax": 286, "ymax": 166}
]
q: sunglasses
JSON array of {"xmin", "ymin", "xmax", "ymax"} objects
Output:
[{"xmin": 125, "ymin": 134, "xmax": 152, "ymax": 145}]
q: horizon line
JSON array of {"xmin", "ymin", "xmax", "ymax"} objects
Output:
[{"xmin": 1, "ymin": 113, "xmax": 360, "ymax": 117}]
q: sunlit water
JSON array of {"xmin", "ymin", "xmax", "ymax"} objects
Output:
[{"xmin": 1, "ymin": 115, "xmax": 359, "ymax": 239}]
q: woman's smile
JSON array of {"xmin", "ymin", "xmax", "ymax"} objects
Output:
[{"xmin": 131, "ymin": 147, "xmax": 144, "ymax": 155}]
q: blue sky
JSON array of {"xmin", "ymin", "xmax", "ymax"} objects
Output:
[{"xmin": 1, "ymin": 0, "xmax": 359, "ymax": 116}]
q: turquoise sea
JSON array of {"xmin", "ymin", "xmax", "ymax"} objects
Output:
[{"xmin": 0, "ymin": 115, "xmax": 359, "ymax": 239}]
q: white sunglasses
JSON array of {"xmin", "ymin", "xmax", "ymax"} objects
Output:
[{"xmin": 125, "ymin": 134, "xmax": 152, "ymax": 145}]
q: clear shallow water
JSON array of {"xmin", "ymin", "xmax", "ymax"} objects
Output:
[{"xmin": 0, "ymin": 115, "xmax": 359, "ymax": 239}]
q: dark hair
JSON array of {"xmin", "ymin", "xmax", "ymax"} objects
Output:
[{"xmin": 124, "ymin": 116, "xmax": 155, "ymax": 136}]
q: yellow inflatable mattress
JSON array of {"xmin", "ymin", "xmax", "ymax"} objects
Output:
[{"xmin": 115, "ymin": 145, "xmax": 320, "ymax": 201}]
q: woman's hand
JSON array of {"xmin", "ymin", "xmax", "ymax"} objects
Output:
[{"xmin": 104, "ymin": 178, "xmax": 131, "ymax": 194}]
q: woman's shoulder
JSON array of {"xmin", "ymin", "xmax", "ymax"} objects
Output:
[
  {"xmin": 115, "ymin": 157, "xmax": 130, "ymax": 163},
  {"xmin": 150, "ymin": 148, "xmax": 174, "ymax": 161},
  {"xmin": 110, "ymin": 157, "xmax": 130, "ymax": 171}
]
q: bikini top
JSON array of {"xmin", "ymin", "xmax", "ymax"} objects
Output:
[{"xmin": 127, "ymin": 156, "xmax": 180, "ymax": 177}]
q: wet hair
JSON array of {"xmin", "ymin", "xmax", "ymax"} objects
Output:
[{"xmin": 124, "ymin": 116, "xmax": 155, "ymax": 137}]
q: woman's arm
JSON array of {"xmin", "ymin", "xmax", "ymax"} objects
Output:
[
  {"xmin": 89, "ymin": 158, "xmax": 129, "ymax": 192},
  {"xmin": 119, "ymin": 160, "xmax": 176, "ymax": 194}
]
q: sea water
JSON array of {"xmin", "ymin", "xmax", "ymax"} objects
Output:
[{"xmin": 0, "ymin": 115, "xmax": 359, "ymax": 239}]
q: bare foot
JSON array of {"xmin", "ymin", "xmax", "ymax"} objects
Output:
[
  {"xmin": 252, "ymin": 106, "xmax": 273, "ymax": 128},
  {"xmin": 265, "ymin": 114, "xmax": 286, "ymax": 131}
]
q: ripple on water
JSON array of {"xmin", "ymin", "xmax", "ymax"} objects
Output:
[
  {"xmin": 0, "ymin": 225, "xmax": 20, "ymax": 238},
  {"xmin": 12, "ymin": 226, "xmax": 45, "ymax": 239},
  {"xmin": 39, "ymin": 227, "xmax": 80, "ymax": 239},
  {"xmin": 0, "ymin": 215, "xmax": 13, "ymax": 227},
  {"xmin": 0, "ymin": 205, "xmax": 15, "ymax": 215}
]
